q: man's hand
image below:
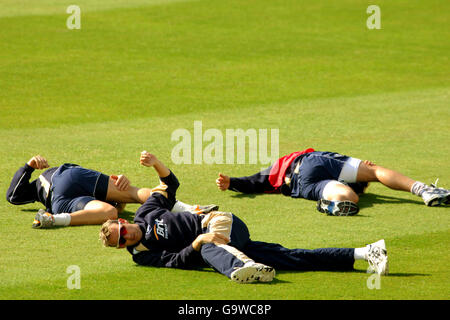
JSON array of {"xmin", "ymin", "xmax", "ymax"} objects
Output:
[
  {"xmin": 216, "ymin": 173, "xmax": 230, "ymax": 191},
  {"xmin": 363, "ymin": 160, "xmax": 376, "ymax": 166},
  {"xmin": 140, "ymin": 150, "xmax": 171, "ymax": 178},
  {"xmin": 140, "ymin": 151, "xmax": 158, "ymax": 167},
  {"xmin": 110, "ymin": 174, "xmax": 130, "ymax": 191},
  {"xmin": 192, "ymin": 232, "xmax": 230, "ymax": 251},
  {"xmin": 27, "ymin": 155, "xmax": 49, "ymax": 170}
]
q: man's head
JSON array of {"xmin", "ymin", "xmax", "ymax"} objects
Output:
[{"xmin": 99, "ymin": 219, "xmax": 143, "ymax": 249}]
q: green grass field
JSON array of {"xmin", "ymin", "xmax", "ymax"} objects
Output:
[{"xmin": 0, "ymin": 0, "xmax": 449, "ymax": 300}]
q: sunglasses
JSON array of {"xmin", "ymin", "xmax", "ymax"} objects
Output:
[{"xmin": 116, "ymin": 218, "xmax": 128, "ymax": 248}]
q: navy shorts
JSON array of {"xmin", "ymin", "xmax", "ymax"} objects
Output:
[
  {"xmin": 50, "ymin": 164, "xmax": 109, "ymax": 214},
  {"xmin": 290, "ymin": 151, "xmax": 351, "ymax": 201}
]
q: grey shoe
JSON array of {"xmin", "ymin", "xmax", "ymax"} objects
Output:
[
  {"xmin": 429, "ymin": 179, "xmax": 450, "ymax": 205},
  {"xmin": 366, "ymin": 239, "xmax": 389, "ymax": 276},
  {"xmin": 421, "ymin": 185, "xmax": 450, "ymax": 207},
  {"xmin": 317, "ymin": 199, "xmax": 359, "ymax": 216},
  {"xmin": 32, "ymin": 209, "xmax": 55, "ymax": 229},
  {"xmin": 230, "ymin": 262, "xmax": 275, "ymax": 284}
]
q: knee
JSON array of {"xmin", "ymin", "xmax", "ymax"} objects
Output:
[
  {"xmin": 346, "ymin": 192, "xmax": 359, "ymax": 203},
  {"xmin": 357, "ymin": 162, "xmax": 380, "ymax": 182},
  {"xmin": 323, "ymin": 182, "xmax": 359, "ymax": 203},
  {"xmin": 104, "ymin": 206, "xmax": 118, "ymax": 220},
  {"xmin": 107, "ymin": 178, "xmax": 139, "ymax": 203},
  {"xmin": 331, "ymin": 190, "xmax": 359, "ymax": 203}
]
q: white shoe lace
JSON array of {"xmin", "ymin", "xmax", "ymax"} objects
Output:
[
  {"xmin": 431, "ymin": 178, "xmax": 440, "ymax": 188},
  {"xmin": 429, "ymin": 178, "xmax": 449, "ymax": 194}
]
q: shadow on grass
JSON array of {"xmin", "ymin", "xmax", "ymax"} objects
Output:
[
  {"xmin": 346, "ymin": 269, "xmax": 430, "ymax": 277},
  {"xmin": 358, "ymin": 193, "xmax": 425, "ymax": 209},
  {"xmin": 133, "ymin": 265, "xmax": 293, "ymax": 284},
  {"xmin": 20, "ymin": 208, "xmax": 41, "ymax": 212},
  {"xmin": 276, "ymin": 269, "xmax": 430, "ymax": 278},
  {"xmin": 230, "ymin": 192, "xmax": 428, "ymax": 210},
  {"xmin": 133, "ymin": 265, "xmax": 430, "ymax": 282},
  {"xmin": 384, "ymin": 272, "xmax": 431, "ymax": 277},
  {"xmin": 231, "ymin": 192, "xmax": 277, "ymax": 199},
  {"xmin": 118, "ymin": 210, "xmax": 136, "ymax": 222},
  {"xmin": 116, "ymin": 260, "xmax": 431, "ymax": 283},
  {"xmin": 243, "ymin": 278, "xmax": 292, "ymax": 284}
]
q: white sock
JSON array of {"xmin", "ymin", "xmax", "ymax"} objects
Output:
[
  {"xmin": 354, "ymin": 246, "xmax": 369, "ymax": 261},
  {"xmin": 171, "ymin": 200, "xmax": 194, "ymax": 213},
  {"xmin": 53, "ymin": 213, "xmax": 72, "ymax": 226},
  {"xmin": 411, "ymin": 181, "xmax": 426, "ymax": 196}
]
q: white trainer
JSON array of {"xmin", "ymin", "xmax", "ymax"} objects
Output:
[
  {"xmin": 32, "ymin": 209, "xmax": 55, "ymax": 229},
  {"xmin": 230, "ymin": 262, "xmax": 276, "ymax": 284},
  {"xmin": 421, "ymin": 186, "xmax": 450, "ymax": 207},
  {"xmin": 366, "ymin": 239, "xmax": 389, "ymax": 276}
]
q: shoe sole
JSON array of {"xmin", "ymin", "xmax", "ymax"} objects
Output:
[
  {"xmin": 32, "ymin": 210, "xmax": 44, "ymax": 229},
  {"xmin": 31, "ymin": 210, "xmax": 54, "ymax": 229},
  {"xmin": 426, "ymin": 194, "xmax": 450, "ymax": 207},
  {"xmin": 377, "ymin": 239, "xmax": 389, "ymax": 275},
  {"xmin": 205, "ymin": 205, "xmax": 219, "ymax": 213},
  {"xmin": 375, "ymin": 256, "xmax": 389, "ymax": 276},
  {"xmin": 368, "ymin": 239, "xmax": 389, "ymax": 276},
  {"xmin": 32, "ymin": 220, "xmax": 42, "ymax": 229},
  {"xmin": 231, "ymin": 265, "xmax": 275, "ymax": 284},
  {"xmin": 317, "ymin": 200, "xmax": 359, "ymax": 216}
]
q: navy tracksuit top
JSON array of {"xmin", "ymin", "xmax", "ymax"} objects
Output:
[{"xmin": 127, "ymin": 171, "xmax": 207, "ymax": 269}]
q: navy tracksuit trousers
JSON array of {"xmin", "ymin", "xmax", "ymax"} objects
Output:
[
  {"xmin": 228, "ymin": 151, "xmax": 368, "ymax": 200},
  {"xmin": 200, "ymin": 214, "xmax": 355, "ymax": 278}
]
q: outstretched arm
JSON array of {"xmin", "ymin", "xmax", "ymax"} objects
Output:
[
  {"xmin": 135, "ymin": 151, "xmax": 179, "ymax": 213},
  {"xmin": 216, "ymin": 169, "xmax": 275, "ymax": 194},
  {"xmin": 140, "ymin": 151, "xmax": 170, "ymax": 178}
]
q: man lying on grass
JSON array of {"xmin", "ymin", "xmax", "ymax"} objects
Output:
[
  {"xmin": 99, "ymin": 151, "xmax": 388, "ymax": 284},
  {"xmin": 216, "ymin": 149, "xmax": 450, "ymax": 216},
  {"xmin": 6, "ymin": 155, "xmax": 216, "ymax": 228}
]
